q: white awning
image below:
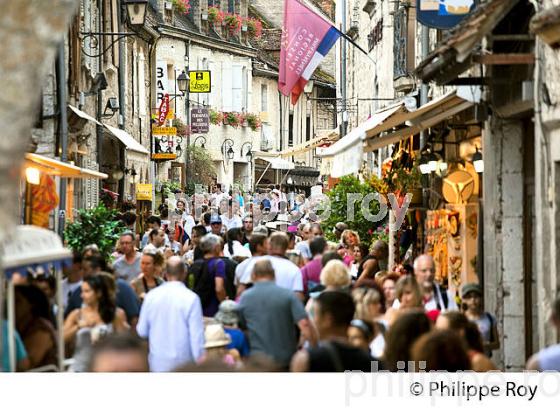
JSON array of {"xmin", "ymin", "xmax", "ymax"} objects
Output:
[
  {"xmin": 256, "ymin": 156, "xmax": 295, "ymax": 170},
  {"xmin": 319, "ymin": 104, "xmax": 403, "ymax": 178},
  {"xmin": 68, "ymin": 105, "xmax": 101, "ymax": 126},
  {"xmin": 104, "ymin": 125, "xmax": 149, "ymax": 155},
  {"xmin": 364, "ymin": 88, "xmax": 481, "ymax": 152},
  {"xmin": 3, "ymin": 225, "xmax": 73, "ymax": 273}
]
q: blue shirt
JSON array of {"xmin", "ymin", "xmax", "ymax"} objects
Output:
[
  {"xmin": 224, "ymin": 327, "xmax": 250, "ymax": 357},
  {"xmin": 1, "ymin": 320, "xmax": 27, "ymax": 372}
]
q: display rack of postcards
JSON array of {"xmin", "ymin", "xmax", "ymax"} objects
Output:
[{"xmin": 424, "ymin": 210, "xmax": 451, "ymax": 285}]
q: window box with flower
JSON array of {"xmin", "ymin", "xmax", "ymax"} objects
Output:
[
  {"xmin": 208, "ymin": 7, "xmax": 225, "ymax": 28},
  {"xmin": 223, "ymin": 112, "xmax": 241, "ymax": 128},
  {"xmin": 171, "ymin": 0, "xmax": 191, "ymax": 14},
  {"xmin": 246, "ymin": 18, "xmax": 263, "ymax": 39},
  {"xmin": 223, "ymin": 13, "xmax": 242, "ymax": 35},
  {"xmin": 245, "ymin": 113, "xmax": 262, "ymax": 131},
  {"xmin": 209, "ymin": 109, "xmax": 224, "ymax": 125}
]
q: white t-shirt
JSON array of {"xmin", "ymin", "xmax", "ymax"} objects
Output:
[
  {"xmin": 224, "ymin": 240, "xmax": 252, "ymax": 259},
  {"xmin": 237, "ymin": 255, "xmax": 303, "ymax": 292},
  {"xmin": 370, "ymin": 333, "xmax": 385, "ymax": 358},
  {"xmin": 182, "ymin": 214, "xmax": 196, "ymax": 238},
  {"xmin": 221, "ymin": 214, "xmax": 242, "ymax": 230}
]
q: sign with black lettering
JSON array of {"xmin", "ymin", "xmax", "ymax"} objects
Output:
[
  {"xmin": 189, "ymin": 70, "xmax": 211, "ymax": 93},
  {"xmin": 156, "ymin": 60, "xmax": 169, "ymax": 106},
  {"xmin": 190, "ymin": 108, "xmax": 209, "ymax": 134}
]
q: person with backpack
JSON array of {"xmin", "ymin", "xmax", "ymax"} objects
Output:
[
  {"xmin": 188, "ymin": 234, "xmax": 227, "ymax": 317},
  {"xmin": 462, "ymin": 283, "xmax": 499, "ymax": 358},
  {"xmin": 411, "ymin": 254, "xmax": 458, "ymax": 312}
]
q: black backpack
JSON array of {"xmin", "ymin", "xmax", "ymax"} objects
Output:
[
  {"xmin": 191, "ymin": 259, "xmax": 216, "ymax": 308},
  {"xmin": 220, "ymin": 257, "xmax": 238, "ymax": 300}
]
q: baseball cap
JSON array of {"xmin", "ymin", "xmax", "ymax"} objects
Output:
[
  {"xmin": 210, "ymin": 214, "xmax": 222, "ymax": 224},
  {"xmin": 461, "ymin": 283, "xmax": 482, "ymax": 298}
]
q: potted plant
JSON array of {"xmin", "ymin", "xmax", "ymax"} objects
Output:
[
  {"xmin": 171, "ymin": 0, "xmax": 191, "ymax": 14},
  {"xmin": 245, "ymin": 113, "xmax": 262, "ymax": 131},
  {"xmin": 208, "ymin": 7, "xmax": 224, "ymax": 28},
  {"xmin": 209, "ymin": 109, "xmax": 223, "ymax": 125},
  {"xmin": 246, "ymin": 18, "xmax": 263, "ymax": 39},
  {"xmin": 223, "ymin": 13, "xmax": 242, "ymax": 34},
  {"xmin": 223, "ymin": 112, "xmax": 241, "ymax": 127},
  {"xmin": 64, "ymin": 204, "xmax": 125, "ymax": 261}
]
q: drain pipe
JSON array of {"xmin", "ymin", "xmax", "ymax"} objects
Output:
[
  {"xmin": 118, "ymin": 2, "xmax": 126, "ymax": 129},
  {"xmin": 56, "ymin": 41, "xmax": 69, "ymax": 238},
  {"xmin": 420, "ymin": 25, "xmax": 429, "ymax": 148}
]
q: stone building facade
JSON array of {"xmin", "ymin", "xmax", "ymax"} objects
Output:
[
  {"xmin": 532, "ymin": 0, "xmax": 560, "ymax": 352},
  {"xmin": 32, "ymin": 0, "xmax": 154, "ymax": 220}
]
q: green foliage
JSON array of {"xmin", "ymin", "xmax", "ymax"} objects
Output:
[
  {"xmin": 185, "ymin": 145, "xmax": 217, "ymax": 194},
  {"xmin": 322, "ymin": 176, "xmax": 381, "ymax": 247},
  {"xmin": 64, "ymin": 204, "xmax": 124, "ymax": 260},
  {"xmin": 162, "ymin": 180, "xmax": 182, "ymax": 197}
]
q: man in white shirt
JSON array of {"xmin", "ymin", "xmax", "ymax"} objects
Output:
[
  {"xmin": 235, "ymin": 233, "xmax": 269, "ymax": 296},
  {"xmin": 137, "ymin": 256, "xmax": 205, "ymax": 372},
  {"xmin": 238, "ymin": 232, "xmax": 304, "ymax": 300},
  {"xmin": 221, "ymin": 200, "xmax": 242, "ymax": 230}
]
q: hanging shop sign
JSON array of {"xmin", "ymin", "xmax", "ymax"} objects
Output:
[
  {"xmin": 152, "ymin": 135, "xmax": 181, "ymax": 160},
  {"xmin": 136, "ymin": 184, "xmax": 153, "ymax": 201},
  {"xmin": 156, "ymin": 60, "xmax": 169, "ymax": 106},
  {"xmin": 190, "ymin": 108, "xmax": 209, "ymax": 133},
  {"xmin": 189, "ymin": 70, "xmax": 211, "ymax": 93},
  {"xmin": 152, "ymin": 125, "xmax": 179, "ymax": 160},
  {"xmin": 152, "ymin": 126, "xmax": 177, "ymax": 135},
  {"xmin": 416, "ymin": 0, "xmax": 477, "ymax": 30},
  {"xmin": 157, "ymin": 94, "xmax": 170, "ymax": 126}
]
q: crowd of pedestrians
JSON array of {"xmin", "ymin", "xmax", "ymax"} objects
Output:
[{"xmin": 5, "ymin": 184, "xmax": 560, "ymax": 373}]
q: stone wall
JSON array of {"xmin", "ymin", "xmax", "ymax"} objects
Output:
[{"xmin": 534, "ymin": 0, "xmax": 560, "ymax": 351}]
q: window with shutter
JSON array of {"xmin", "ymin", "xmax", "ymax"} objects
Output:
[
  {"xmin": 222, "ymin": 63, "xmax": 233, "ymax": 111},
  {"xmin": 242, "ymin": 66, "xmax": 249, "ymax": 111},
  {"xmin": 261, "ymin": 84, "xmax": 268, "ymax": 112},
  {"xmin": 138, "ymin": 52, "xmax": 146, "ymax": 116},
  {"xmin": 208, "ymin": 61, "xmax": 216, "ymax": 107},
  {"xmin": 232, "ymin": 65, "xmax": 243, "ymax": 112},
  {"xmin": 202, "ymin": 58, "xmax": 209, "ymax": 106}
]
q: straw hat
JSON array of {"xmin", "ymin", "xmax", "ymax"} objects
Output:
[{"xmin": 204, "ymin": 324, "xmax": 232, "ymax": 349}]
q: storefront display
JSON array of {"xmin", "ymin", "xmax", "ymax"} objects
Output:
[{"xmin": 425, "ymin": 203, "xmax": 478, "ymax": 292}]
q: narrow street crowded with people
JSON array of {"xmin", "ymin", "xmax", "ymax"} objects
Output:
[{"xmin": 3, "ymin": 2, "xmax": 560, "ymax": 409}]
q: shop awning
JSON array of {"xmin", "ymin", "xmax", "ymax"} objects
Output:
[
  {"xmin": 3, "ymin": 225, "xmax": 73, "ymax": 278},
  {"xmin": 104, "ymin": 124, "xmax": 150, "ymax": 155},
  {"xmin": 318, "ymin": 104, "xmax": 403, "ymax": 178},
  {"xmin": 415, "ymin": 0, "xmax": 520, "ymax": 84},
  {"xmin": 364, "ymin": 88, "xmax": 480, "ymax": 152},
  {"xmin": 68, "ymin": 105, "xmax": 101, "ymax": 126},
  {"xmin": 24, "ymin": 153, "xmax": 108, "ymax": 179},
  {"xmin": 257, "ymin": 156, "xmax": 295, "ymax": 170},
  {"xmin": 279, "ymin": 129, "xmax": 339, "ymax": 158}
]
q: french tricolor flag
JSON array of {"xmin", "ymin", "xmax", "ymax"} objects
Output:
[{"xmin": 279, "ymin": 0, "xmax": 341, "ymax": 105}]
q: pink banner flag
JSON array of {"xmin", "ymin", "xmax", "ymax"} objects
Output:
[{"xmin": 279, "ymin": 0, "xmax": 339, "ymax": 105}]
